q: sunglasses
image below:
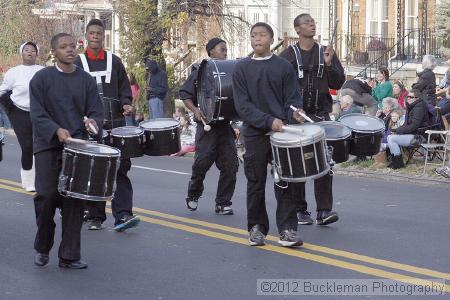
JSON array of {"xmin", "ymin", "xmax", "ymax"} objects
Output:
[{"xmin": 407, "ymin": 95, "xmax": 418, "ymax": 99}]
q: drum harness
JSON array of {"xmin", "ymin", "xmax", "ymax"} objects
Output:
[
  {"xmin": 80, "ymin": 52, "xmax": 120, "ymax": 129},
  {"xmin": 211, "ymin": 59, "xmax": 225, "ymax": 122},
  {"xmin": 290, "ymin": 43, "xmax": 326, "ymax": 121}
]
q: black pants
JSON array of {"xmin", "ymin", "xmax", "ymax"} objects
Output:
[
  {"xmin": 243, "ymin": 134, "xmax": 298, "ymax": 235},
  {"xmin": 294, "ymin": 112, "xmax": 334, "ymax": 212},
  {"xmin": 294, "ymin": 174, "xmax": 333, "ymax": 212},
  {"xmin": 8, "ymin": 106, "xmax": 33, "ymax": 170},
  {"xmin": 187, "ymin": 123, "xmax": 238, "ymax": 206},
  {"xmin": 34, "ymin": 149, "xmax": 84, "ymax": 261},
  {"xmin": 86, "ymin": 158, "xmax": 133, "ymax": 225}
]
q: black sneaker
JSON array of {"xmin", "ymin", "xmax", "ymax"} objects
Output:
[
  {"xmin": 248, "ymin": 225, "xmax": 265, "ymax": 246},
  {"xmin": 215, "ymin": 204, "xmax": 233, "ymax": 215},
  {"xmin": 88, "ymin": 219, "xmax": 102, "ymax": 230},
  {"xmin": 278, "ymin": 229, "xmax": 303, "ymax": 247},
  {"xmin": 316, "ymin": 210, "xmax": 339, "ymax": 225},
  {"xmin": 186, "ymin": 196, "xmax": 199, "ymax": 211},
  {"xmin": 297, "ymin": 210, "xmax": 313, "ymax": 225},
  {"xmin": 114, "ymin": 215, "xmax": 140, "ymax": 232}
]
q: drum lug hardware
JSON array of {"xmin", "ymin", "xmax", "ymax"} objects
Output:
[
  {"xmin": 121, "ymin": 138, "xmax": 125, "ymax": 146},
  {"xmin": 213, "ymin": 72, "xmax": 226, "ymax": 78},
  {"xmin": 150, "ymin": 133, "xmax": 154, "ymax": 140},
  {"xmin": 172, "ymin": 131, "xmax": 175, "ymax": 139},
  {"xmin": 215, "ymin": 96, "xmax": 228, "ymax": 101}
]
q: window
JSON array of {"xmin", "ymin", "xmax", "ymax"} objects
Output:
[
  {"xmin": 366, "ymin": 0, "xmax": 389, "ymax": 37},
  {"xmin": 406, "ymin": 0, "xmax": 418, "ymax": 31}
]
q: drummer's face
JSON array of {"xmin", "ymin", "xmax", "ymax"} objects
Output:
[{"xmin": 210, "ymin": 42, "xmax": 227, "ymax": 60}]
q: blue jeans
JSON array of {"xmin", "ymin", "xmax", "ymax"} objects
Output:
[
  {"xmin": 125, "ymin": 115, "xmax": 137, "ymax": 126},
  {"xmin": 149, "ymin": 97, "xmax": 164, "ymax": 119},
  {"xmin": 0, "ymin": 109, "xmax": 11, "ymax": 128},
  {"xmin": 387, "ymin": 134, "xmax": 414, "ymax": 156}
]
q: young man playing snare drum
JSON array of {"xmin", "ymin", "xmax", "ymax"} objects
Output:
[
  {"xmin": 30, "ymin": 33, "xmax": 103, "ymax": 269},
  {"xmin": 232, "ymin": 22, "xmax": 305, "ymax": 247}
]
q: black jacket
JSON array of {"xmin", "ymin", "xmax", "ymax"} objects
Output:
[
  {"xmin": 412, "ymin": 69, "xmax": 436, "ymax": 105},
  {"xmin": 342, "ymin": 79, "xmax": 372, "ymax": 95},
  {"xmin": 147, "ymin": 60, "xmax": 168, "ymax": 100},
  {"xmin": 396, "ymin": 99, "xmax": 431, "ymax": 135}
]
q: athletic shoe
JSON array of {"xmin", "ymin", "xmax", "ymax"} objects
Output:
[
  {"xmin": 114, "ymin": 215, "xmax": 140, "ymax": 232},
  {"xmin": 186, "ymin": 196, "xmax": 199, "ymax": 211},
  {"xmin": 215, "ymin": 204, "xmax": 234, "ymax": 215},
  {"xmin": 316, "ymin": 210, "xmax": 339, "ymax": 225},
  {"xmin": 88, "ymin": 219, "xmax": 102, "ymax": 230},
  {"xmin": 435, "ymin": 166, "xmax": 450, "ymax": 178},
  {"xmin": 297, "ymin": 210, "xmax": 313, "ymax": 225},
  {"xmin": 278, "ymin": 229, "xmax": 303, "ymax": 247},
  {"xmin": 248, "ymin": 225, "xmax": 266, "ymax": 246}
]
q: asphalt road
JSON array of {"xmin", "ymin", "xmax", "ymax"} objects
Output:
[{"xmin": 0, "ymin": 132, "xmax": 449, "ymax": 300}]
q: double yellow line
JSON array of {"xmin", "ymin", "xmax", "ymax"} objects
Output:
[{"xmin": 1, "ymin": 178, "xmax": 449, "ymax": 292}]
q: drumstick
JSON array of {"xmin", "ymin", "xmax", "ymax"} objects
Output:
[
  {"xmin": 83, "ymin": 116, "xmax": 98, "ymax": 135},
  {"xmin": 201, "ymin": 117, "xmax": 211, "ymax": 132},
  {"xmin": 290, "ymin": 105, "xmax": 314, "ymax": 123},
  {"xmin": 282, "ymin": 125, "xmax": 304, "ymax": 134},
  {"xmin": 67, "ymin": 137, "xmax": 88, "ymax": 144}
]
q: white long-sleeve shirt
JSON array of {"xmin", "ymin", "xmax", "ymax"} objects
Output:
[{"xmin": 0, "ymin": 64, "xmax": 44, "ymax": 111}]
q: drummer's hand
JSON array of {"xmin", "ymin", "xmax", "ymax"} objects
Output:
[
  {"xmin": 271, "ymin": 118, "xmax": 284, "ymax": 132},
  {"xmin": 56, "ymin": 128, "xmax": 71, "ymax": 144},
  {"xmin": 123, "ymin": 104, "xmax": 134, "ymax": 116},
  {"xmin": 293, "ymin": 109, "xmax": 306, "ymax": 123},
  {"xmin": 84, "ymin": 118, "xmax": 98, "ymax": 134},
  {"xmin": 193, "ymin": 108, "xmax": 206, "ymax": 122},
  {"xmin": 324, "ymin": 46, "xmax": 335, "ymax": 66}
]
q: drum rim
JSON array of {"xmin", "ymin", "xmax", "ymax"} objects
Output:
[
  {"xmin": 317, "ymin": 121, "xmax": 352, "ymax": 140},
  {"xmin": 139, "ymin": 118, "xmax": 180, "ymax": 131},
  {"xmin": 277, "ymin": 167, "xmax": 330, "ymax": 182},
  {"xmin": 58, "ymin": 190, "xmax": 113, "ymax": 202},
  {"xmin": 270, "ymin": 124, "xmax": 326, "ymax": 145},
  {"xmin": 338, "ymin": 113, "xmax": 385, "ymax": 132},
  {"xmin": 110, "ymin": 126, "xmax": 144, "ymax": 137},
  {"xmin": 64, "ymin": 143, "xmax": 121, "ymax": 157}
]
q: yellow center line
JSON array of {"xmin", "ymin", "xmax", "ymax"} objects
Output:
[
  {"xmin": 0, "ymin": 179, "xmax": 23, "ymax": 187},
  {"xmin": 0, "ymin": 183, "xmax": 34, "ymax": 196},
  {"xmin": 105, "ymin": 208, "xmax": 449, "ymax": 293},
  {"xmin": 1, "ymin": 179, "xmax": 449, "ymax": 291},
  {"xmin": 127, "ymin": 206, "xmax": 450, "ymax": 281}
]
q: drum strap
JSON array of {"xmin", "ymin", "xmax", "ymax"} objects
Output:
[
  {"xmin": 79, "ymin": 51, "xmax": 113, "ymax": 95},
  {"xmin": 290, "ymin": 43, "xmax": 324, "ymax": 79}
]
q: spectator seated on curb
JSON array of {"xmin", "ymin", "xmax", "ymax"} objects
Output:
[
  {"xmin": 437, "ymin": 88, "xmax": 450, "ymax": 117},
  {"xmin": 340, "ymin": 76, "xmax": 378, "ymax": 115},
  {"xmin": 393, "ymin": 80, "xmax": 408, "ymax": 109},
  {"xmin": 436, "ymin": 67, "xmax": 449, "ymax": 99},
  {"xmin": 173, "ymin": 106, "xmax": 186, "ymax": 122},
  {"xmin": 412, "ymin": 54, "xmax": 437, "ymax": 109},
  {"xmin": 370, "ymin": 66, "xmax": 393, "ymax": 110},
  {"xmin": 171, "ymin": 114, "xmax": 196, "ymax": 156},
  {"xmin": 338, "ymin": 95, "xmax": 362, "ymax": 118}
]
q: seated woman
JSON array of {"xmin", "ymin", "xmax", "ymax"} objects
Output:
[
  {"xmin": 376, "ymin": 97, "xmax": 401, "ymax": 126},
  {"xmin": 387, "ymin": 89, "xmax": 431, "ymax": 169},
  {"xmin": 412, "ymin": 54, "xmax": 437, "ymax": 107},
  {"xmin": 370, "ymin": 66, "xmax": 393, "ymax": 109},
  {"xmin": 436, "ymin": 68, "xmax": 449, "ymax": 99},
  {"xmin": 392, "ymin": 80, "xmax": 408, "ymax": 109},
  {"xmin": 171, "ymin": 114, "xmax": 196, "ymax": 156},
  {"xmin": 338, "ymin": 95, "xmax": 362, "ymax": 118}
]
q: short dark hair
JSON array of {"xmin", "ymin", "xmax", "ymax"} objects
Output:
[
  {"xmin": 378, "ymin": 66, "xmax": 390, "ymax": 81},
  {"xmin": 250, "ymin": 22, "xmax": 274, "ymax": 38},
  {"xmin": 86, "ymin": 18, "xmax": 104, "ymax": 32},
  {"xmin": 293, "ymin": 13, "xmax": 311, "ymax": 27},
  {"xmin": 51, "ymin": 33, "xmax": 73, "ymax": 49}
]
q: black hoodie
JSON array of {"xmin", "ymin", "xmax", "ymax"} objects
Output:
[{"xmin": 147, "ymin": 60, "xmax": 168, "ymax": 100}]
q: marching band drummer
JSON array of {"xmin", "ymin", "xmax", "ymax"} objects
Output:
[
  {"xmin": 74, "ymin": 19, "xmax": 140, "ymax": 232},
  {"xmin": 180, "ymin": 38, "xmax": 239, "ymax": 215},
  {"xmin": 232, "ymin": 22, "xmax": 305, "ymax": 247},
  {"xmin": 280, "ymin": 13, "xmax": 345, "ymax": 226},
  {"xmin": 30, "ymin": 33, "xmax": 103, "ymax": 269}
]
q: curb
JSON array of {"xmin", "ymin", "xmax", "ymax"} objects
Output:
[{"xmin": 334, "ymin": 167, "xmax": 450, "ymax": 189}]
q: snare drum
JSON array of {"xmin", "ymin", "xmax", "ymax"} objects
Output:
[
  {"xmin": 338, "ymin": 113, "xmax": 385, "ymax": 156},
  {"xmin": 58, "ymin": 142, "xmax": 121, "ymax": 201},
  {"xmin": 270, "ymin": 124, "xmax": 330, "ymax": 182},
  {"xmin": 317, "ymin": 121, "xmax": 352, "ymax": 163},
  {"xmin": 197, "ymin": 59, "xmax": 239, "ymax": 124},
  {"xmin": 140, "ymin": 118, "xmax": 181, "ymax": 156},
  {"xmin": 108, "ymin": 126, "xmax": 144, "ymax": 158}
]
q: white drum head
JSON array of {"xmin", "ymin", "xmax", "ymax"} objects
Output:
[{"xmin": 140, "ymin": 118, "xmax": 180, "ymax": 131}]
